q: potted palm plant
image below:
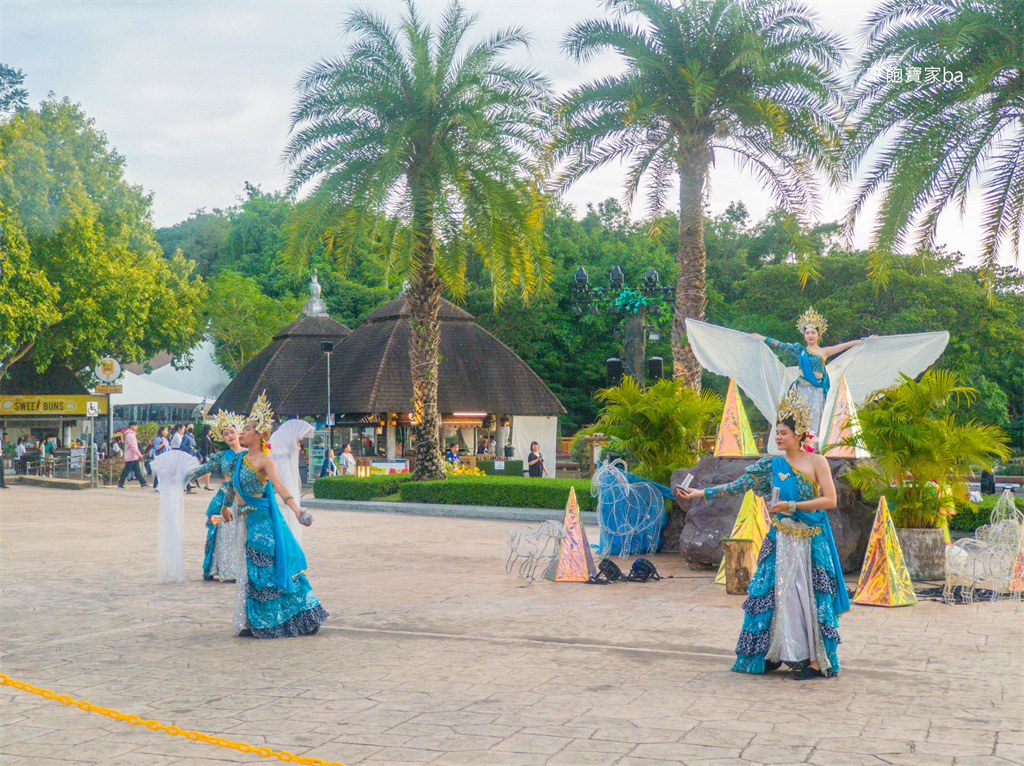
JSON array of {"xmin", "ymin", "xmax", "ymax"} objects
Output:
[{"xmin": 843, "ymin": 371, "xmax": 1010, "ymax": 579}]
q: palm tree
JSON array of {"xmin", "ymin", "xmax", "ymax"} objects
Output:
[
  {"xmin": 847, "ymin": 0, "xmax": 1024, "ymax": 288},
  {"xmin": 551, "ymin": 0, "xmax": 846, "ymax": 391},
  {"xmin": 586, "ymin": 376, "xmax": 722, "ymax": 485},
  {"xmin": 844, "ymin": 370, "xmax": 1010, "ymax": 529},
  {"xmin": 284, "ymin": 0, "xmax": 551, "ymax": 479}
]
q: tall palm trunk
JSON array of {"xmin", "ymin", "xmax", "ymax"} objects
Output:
[
  {"xmin": 408, "ymin": 172, "xmax": 446, "ymax": 480},
  {"xmin": 672, "ymin": 149, "xmax": 710, "ymax": 392}
]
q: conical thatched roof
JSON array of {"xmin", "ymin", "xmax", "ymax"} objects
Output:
[
  {"xmin": 209, "ymin": 314, "xmax": 352, "ymax": 417},
  {"xmin": 286, "ymin": 296, "xmax": 565, "ymax": 416}
]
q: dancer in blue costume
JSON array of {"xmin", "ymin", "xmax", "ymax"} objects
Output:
[
  {"xmin": 187, "ymin": 411, "xmax": 246, "ymax": 582},
  {"xmin": 219, "ymin": 394, "xmax": 327, "ymax": 638},
  {"xmin": 752, "ymin": 307, "xmax": 871, "ymax": 445},
  {"xmin": 677, "ymin": 395, "xmax": 849, "ymax": 680}
]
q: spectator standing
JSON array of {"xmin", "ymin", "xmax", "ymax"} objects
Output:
[
  {"xmin": 0, "ymin": 430, "xmax": 7, "ymax": 488},
  {"xmin": 319, "ymin": 447, "xmax": 338, "ymax": 478},
  {"xmin": 16, "ymin": 437, "xmax": 27, "ymax": 475},
  {"xmin": 151, "ymin": 426, "xmax": 171, "ymax": 491},
  {"xmin": 199, "ymin": 425, "xmax": 215, "ymax": 491},
  {"xmin": 527, "ymin": 441, "xmax": 548, "ymax": 477},
  {"xmin": 178, "ymin": 424, "xmax": 199, "ymax": 493},
  {"xmin": 170, "ymin": 423, "xmax": 184, "ymax": 450},
  {"xmin": 339, "ymin": 442, "xmax": 357, "ymax": 476},
  {"xmin": 476, "ymin": 436, "xmax": 489, "ymax": 455},
  {"xmin": 117, "ymin": 423, "xmax": 148, "ymax": 488},
  {"xmin": 444, "ymin": 441, "xmax": 460, "ymax": 469}
]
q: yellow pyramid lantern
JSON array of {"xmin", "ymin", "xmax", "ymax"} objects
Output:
[
  {"xmin": 822, "ymin": 374, "xmax": 867, "ymax": 458},
  {"xmin": 714, "ymin": 378, "xmax": 758, "ymax": 457},
  {"xmin": 1009, "ymin": 520, "xmax": 1024, "ymax": 594},
  {"xmin": 854, "ymin": 497, "xmax": 918, "ymax": 607},
  {"xmin": 715, "ymin": 490, "xmax": 771, "ymax": 584},
  {"xmin": 550, "ymin": 488, "xmax": 597, "ymax": 582}
]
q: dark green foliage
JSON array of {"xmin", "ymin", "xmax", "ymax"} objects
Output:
[
  {"xmin": 313, "ymin": 474, "xmax": 413, "ymax": 500},
  {"xmin": 475, "ymin": 460, "xmax": 523, "ymax": 477},
  {"xmin": 949, "ymin": 495, "xmax": 1006, "ymax": 533},
  {"xmin": 398, "ymin": 476, "xmax": 596, "ymax": 512}
]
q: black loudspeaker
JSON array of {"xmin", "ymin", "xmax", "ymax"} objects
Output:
[
  {"xmin": 606, "ymin": 358, "xmax": 624, "ymax": 388},
  {"xmin": 647, "ymin": 356, "xmax": 663, "ymax": 382}
]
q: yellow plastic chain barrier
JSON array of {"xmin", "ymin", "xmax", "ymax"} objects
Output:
[{"xmin": 0, "ymin": 674, "xmax": 345, "ymax": 765}]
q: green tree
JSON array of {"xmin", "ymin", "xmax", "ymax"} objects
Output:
[
  {"xmin": 844, "ymin": 371, "xmax": 1010, "ymax": 529},
  {"xmin": 0, "ymin": 97, "xmax": 206, "ymax": 380},
  {"xmin": 204, "ymin": 272, "xmax": 302, "ymax": 375},
  {"xmin": 586, "ymin": 376, "xmax": 722, "ymax": 485},
  {"xmin": 551, "ymin": 0, "xmax": 846, "ymax": 390},
  {"xmin": 154, "ymin": 208, "xmax": 231, "ymax": 278},
  {"xmin": 848, "ymin": 0, "xmax": 1024, "ymax": 285},
  {"xmin": 0, "ymin": 64, "xmax": 28, "ymax": 115},
  {"xmin": 283, "ymin": 0, "xmax": 551, "ymax": 479}
]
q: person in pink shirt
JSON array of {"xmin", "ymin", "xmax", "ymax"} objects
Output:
[{"xmin": 117, "ymin": 422, "xmax": 148, "ymax": 488}]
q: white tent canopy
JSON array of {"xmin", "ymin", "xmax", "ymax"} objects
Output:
[
  {"xmin": 105, "ymin": 371, "xmax": 205, "ymax": 407},
  {"xmin": 138, "ymin": 340, "xmax": 232, "ymax": 401}
]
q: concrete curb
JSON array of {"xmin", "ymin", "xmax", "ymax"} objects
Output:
[{"xmin": 302, "ymin": 496, "xmax": 598, "ymax": 524}]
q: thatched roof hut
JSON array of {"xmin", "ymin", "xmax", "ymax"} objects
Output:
[
  {"xmin": 209, "ymin": 273, "xmax": 352, "ymax": 417},
  {"xmin": 285, "ymin": 295, "xmax": 566, "ymax": 418}
]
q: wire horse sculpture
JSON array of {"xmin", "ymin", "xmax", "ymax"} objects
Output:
[
  {"xmin": 505, "ymin": 520, "xmax": 565, "ymax": 582},
  {"xmin": 944, "ymin": 489, "xmax": 1022, "ymax": 604}
]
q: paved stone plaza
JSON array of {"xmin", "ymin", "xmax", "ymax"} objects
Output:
[{"xmin": 2, "ymin": 484, "xmax": 1022, "ymax": 765}]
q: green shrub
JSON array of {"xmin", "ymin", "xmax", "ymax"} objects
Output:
[
  {"xmin": 398, "ymin": 475, "xmax": 596, "ymax": 512},
  {"xmin": 314, "ymin": 474, "xmax": 413, "ymax": 500},
  {"xmin": 476, "ymin": 459, "xmax": 523, "ymax": 477},
  {"xmin": 949, "ymin": 494, "xmax": 1007, "ymax": 533}
]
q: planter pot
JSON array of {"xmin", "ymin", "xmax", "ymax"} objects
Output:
[{"xmin": 895, "ymin": 527, "xmax": 946, "ymax": 580}]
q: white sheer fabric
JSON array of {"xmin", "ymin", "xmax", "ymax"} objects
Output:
[
  {"xmin": 685, "ymin": 319, "xmax": 949, "ymax": 452},
  {"xmin": 270, "ymin": 419, "xmax": 314, "ymax": 544},
  {"xmin": 151, "ymin": 451, "xmax": 201, "ymax": 583}
]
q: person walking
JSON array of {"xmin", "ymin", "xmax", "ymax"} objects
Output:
[
  {"xmin": 117, "ymin": 423, "xmax": 148, "ymax": 488},
  {"xmin": 170, "ymin": 423, "xmax": 184, "ymax": 450}
]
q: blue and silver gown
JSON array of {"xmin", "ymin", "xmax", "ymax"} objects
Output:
[
  {"xmin": 705, "ymin": 456, "xmax": 849, "ymax": 676},
  {"xmin": 187, "ymin": 449, "xmax": 245, "ymax": 580},
  {"xmin": 226, "ymin": 454, "xmax": 328, "ymax": 638},
  {"xmin": 764, "ymin": 337, "xmax": 829, "ymax": 439}
]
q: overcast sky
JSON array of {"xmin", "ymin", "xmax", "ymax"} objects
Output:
[{"xmin": 0, "ymin": 0, "xmax": 1008, "ymax": 266}]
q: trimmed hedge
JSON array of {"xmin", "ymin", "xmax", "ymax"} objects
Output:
[
  {"xmin": 949, "ymin": 494, "xmax": 1012, "ymax": 533},
  {"xmin": 476, "ymin": 459, "xmax": 523, "ymax": 477},
  {"xmin": 314, "ymin": 474, "xmax": 413, "ymax": 500},
  {"xmin": 398, "ymin": 475, "xmax": 596, "ymax": 512}
]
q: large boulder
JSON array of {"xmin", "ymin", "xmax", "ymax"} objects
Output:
[{"xmin": 670, "ymin": 455, "xmax": 876, "ymax": 574}]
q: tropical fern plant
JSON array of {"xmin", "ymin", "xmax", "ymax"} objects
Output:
[
  {"xmin": 586, "ymin": 377, "xmax": 722, "ymax": 485},
  {"xmin": 843, "ymin": 370, "xmax": 1010, "ymax": 528}
]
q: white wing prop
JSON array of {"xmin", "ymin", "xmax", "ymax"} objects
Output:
[
  {"xmin": 151, "ymin": 450, "xmax": 201, "ymax": 583},
  {"xmin": 821, "ymin": 331, "xmax": 950, "ymax": 416},
  {"xmin": 685, "ymin": 319, "xmax": 793, "ymax": 422},
  {"xmin": 270, "ymin": 419, "xmax": 315, "ymax": 543}
]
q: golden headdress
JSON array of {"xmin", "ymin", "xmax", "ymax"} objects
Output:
[
  {"xmin": 796, "ymin": 306, "xmax": 828, "ymax": 335},
  {"xmin": 776, "ymin": 392, "xmax": 812, "ymax": 435},
  {"xmin": 211, "ymin": 410, "xmax": 245, "ymax": 437},
  {"xmin": 247, "ymin": 391, "xmax": 275, "ymax": 436}
]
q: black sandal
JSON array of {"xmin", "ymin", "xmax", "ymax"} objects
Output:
[
  {"xmin": 790, "ymin": 665, "xmax": 824, "ymax": 680},
  {"xmin": 237, "ymin": 628, "xmax": 254, "ymax": 638},
  {"xmin": 763, "ymin": 660, "xmax": 782, "ymax": 673}
]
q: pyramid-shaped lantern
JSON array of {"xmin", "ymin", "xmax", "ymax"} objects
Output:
[{"xmin": 714, "ymin": 378, "xmax": 759, "ymax": 457}]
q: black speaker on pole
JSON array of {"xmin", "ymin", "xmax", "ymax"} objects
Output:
[
  {"xmin": 606, "ymin": 358, "xmax": 623, "ymax": 388},
  {"xmin": 647, "ymin": 356, "xmax": 663, "ymax": 382}
]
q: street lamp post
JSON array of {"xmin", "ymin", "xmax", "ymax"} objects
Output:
[
  {"xmin": 321, "ymin": 341, "xmax": 334, "ymax": 452},
  {"xmin": 570, "ymin": 266, "xmax": 674, "ymax": 387}
]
